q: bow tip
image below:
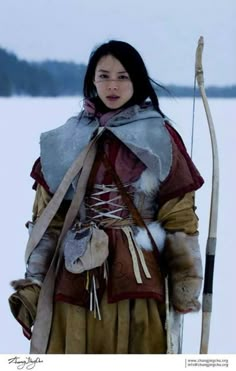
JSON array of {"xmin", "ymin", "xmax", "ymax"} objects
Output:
[{"xmin": 198, "ymin": 36, "xmax": 204, "ymax": 46}]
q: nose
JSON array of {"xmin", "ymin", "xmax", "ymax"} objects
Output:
[{"xmin": 107, "ymin": 80, "xmax": 118, "ymax": 90}]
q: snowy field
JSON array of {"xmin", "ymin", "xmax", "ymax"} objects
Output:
[{"xmin": 0, "ymin": 96, "xmax": 235, "ymax": 354}]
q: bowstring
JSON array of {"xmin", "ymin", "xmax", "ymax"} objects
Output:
[{"xmin": 191, "ymin": 75, "xmax": 197, "ymax": 159}]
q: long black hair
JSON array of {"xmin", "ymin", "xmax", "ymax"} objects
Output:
[{"xmin": 83, "ymin": 40, "xmax": 165, "ymax": 117}]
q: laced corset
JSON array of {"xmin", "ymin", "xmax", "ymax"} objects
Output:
[{"xmin": 83, "ymin": 132, "xmax": 146, "ymax": 225}]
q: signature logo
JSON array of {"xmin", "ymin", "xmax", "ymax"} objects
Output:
[{"xmin": 8, "ymin": 356, "xmax": 43, "ymax": 370}]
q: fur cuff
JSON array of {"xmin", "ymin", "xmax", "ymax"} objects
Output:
[
  {"xmin": 10, "ymin": 278, "xmax": 42, "ymax": 291},
  {"xmin": 165, "ymin": 232, "xmax": 203, "ymax": 312}
]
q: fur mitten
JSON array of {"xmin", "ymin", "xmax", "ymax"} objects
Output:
[
  {"xmin": 164, "ymin": 232, "xmax": 203, "ymax": 312},
  {"xmin": 9, "ymin": 284, "xmax": 40, "ymax": 339}
]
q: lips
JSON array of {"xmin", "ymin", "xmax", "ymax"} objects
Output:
[{"xmin": 106, "ymin": 95, "xmax": 120, "ymax": 101}]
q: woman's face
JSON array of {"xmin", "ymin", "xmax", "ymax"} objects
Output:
[{"xmin": 93, "ymin": 55, "xmax": 134, "ymax": 109}]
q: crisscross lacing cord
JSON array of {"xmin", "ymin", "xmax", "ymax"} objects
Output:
[{"xmin": 85, "ymin": 183, "xmax": 130, "ymax": 221}]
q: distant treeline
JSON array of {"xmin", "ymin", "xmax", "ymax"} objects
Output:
[{"xmin": 0, "ymin": 47, "xmax": 236, "ymax": 98}]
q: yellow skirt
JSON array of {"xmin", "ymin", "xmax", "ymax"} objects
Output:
[{"xmin": 47, "ymin": 291, "xmax": 166, "ymax": 354}]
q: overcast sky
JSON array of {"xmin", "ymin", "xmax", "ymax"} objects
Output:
[{"xmin": 0, "ymin": 1, "xmax": 235, "ymax": 86}]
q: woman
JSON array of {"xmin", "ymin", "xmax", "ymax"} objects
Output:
[{"xmin": 9, "ymin": 40, "xmax": 204, "ymax": 354}]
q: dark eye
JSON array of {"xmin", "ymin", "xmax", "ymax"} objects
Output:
[
  {"xmin": 118, "ymin": 75, "xmax": 129, "ymax": 80},
  {"xmin": 99, "ymin": 74, "xmax": 109, "ymax": 79}
]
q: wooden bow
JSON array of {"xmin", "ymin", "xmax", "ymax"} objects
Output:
[{"xmin": 195, "ymin": 36, "xmax": 220, "ymax": 353}]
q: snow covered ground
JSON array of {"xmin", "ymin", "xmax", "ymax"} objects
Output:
[{"xmin": 1, "ymin": 96, "xmax": 235, "ymax": 354}]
